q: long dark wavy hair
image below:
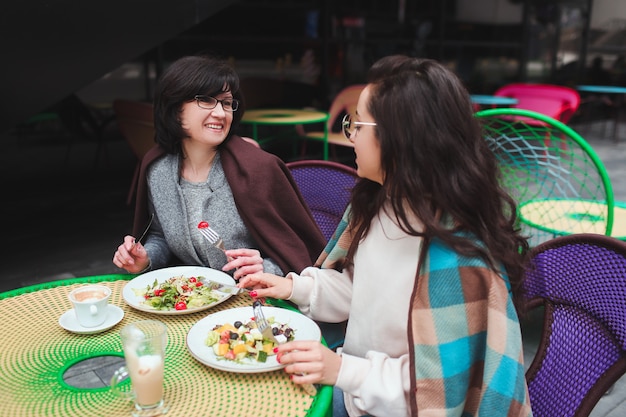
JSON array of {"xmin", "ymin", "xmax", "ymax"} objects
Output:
[
  {"xmin": 346, "ymin": 55, "xmax": 529, "ymax": 309},
  {"xmin": 153, "ymin": 55, "xmax": 244, "ymax": 154}
]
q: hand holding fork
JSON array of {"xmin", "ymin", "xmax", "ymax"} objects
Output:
[
  {"xmin": 198, "ymin": 221, "xmax": 265, "ymax": 280},
  {"xmin": 253, "ymin": 300, "xmax": 317, "ymax": 396},
  {"xmin": 197, "ymin": 221, "xmax": 235, "ymax": 263}
]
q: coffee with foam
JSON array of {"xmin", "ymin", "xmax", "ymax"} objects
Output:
[
  {"xmin": 72, "ymin": 289, "xmax": 108, "ymax": 303},
  {"xmin": 68, "ymin": 285, "xmax": 111, "ymax": 328}
]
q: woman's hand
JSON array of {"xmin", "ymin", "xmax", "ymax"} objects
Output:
[
  {"xmin": 112, "ymin": 235, "xmax": 150, "ymax": 273},
  {"xmin": 237, "ymin": 272, "xmax": 293, "ymax": 300},
  {"xmin": 223, "ymin": 248, "xmax": 264, "ymax": 280},
  {"xmin": 276, "ymin": 340, "xmax": 342, "ymax": 386}
]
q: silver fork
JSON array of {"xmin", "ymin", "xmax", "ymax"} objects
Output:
[
  {"xmin": 197, "ymin": 221, "xmax": 235, "ymax": 262},
  {"xmin": 252, "ymin": 300, "xmax": 278, "ymax": 344},
  {"xmin": 253, "ymin": 301, "xmax": 317, "ymax": 396}
]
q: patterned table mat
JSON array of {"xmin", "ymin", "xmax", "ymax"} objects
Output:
[{"xmin": 0, "ymin": 276, "xmax": 330, "ymax": 417}]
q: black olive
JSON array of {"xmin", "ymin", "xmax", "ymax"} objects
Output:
[
  {"xmin": 272, "ymin": 327, "xmax": 280, "ymax": 336},
  {"xmin": 234, "ymin": 320, "xmax": 243, "ymax": 328},
  {"xmin": 229, "ymin": 331, "xmax": 239, "ymax": 340},
  {"xmin": 284, "ymin": 328, "xmax": 293, "ymax": 338},
  {"xmin": 252, "ymin": 300, "xmax": 262, "ymax": 308}
]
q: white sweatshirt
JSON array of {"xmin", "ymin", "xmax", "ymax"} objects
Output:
[{"xmin": 288, "ymin": 207, "xmax": 423, "ymax": 417}]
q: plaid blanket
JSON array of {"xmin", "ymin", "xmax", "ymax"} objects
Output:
[
  {"xmin": 314, "ymin": 204, "xmax": 354, "ymax": 269},
  {"xmin": 317, "ymin": 206, "xmax": 533, "ymax": 416}
]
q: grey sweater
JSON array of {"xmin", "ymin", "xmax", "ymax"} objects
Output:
[{"xmin": 144, "ymin": 152, "xmax": 282, "ymax": 275}]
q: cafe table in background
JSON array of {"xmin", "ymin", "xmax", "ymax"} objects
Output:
[
  {"xmin": 470, "ymin": 94, "xmax": 519, "ymax": 111},
  {"xmin": 241, "ymin": 108, "xmax": 329, "ymax": 160},
  {"xmin": 0, "ymin": 274, "xmax": 331, "ymax": 417},
  {"xmin": 576, "ymin": 84, "xmax": 626, "ymax": 142}
]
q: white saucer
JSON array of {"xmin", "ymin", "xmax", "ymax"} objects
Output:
[{"xmin": 59, "ymin": 305, "xmax": 125, "ymax": 334}]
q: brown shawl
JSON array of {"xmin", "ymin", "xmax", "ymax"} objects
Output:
[{"xmin": 132, "ymin": 135, "xmax": 326, "ymax": 274}]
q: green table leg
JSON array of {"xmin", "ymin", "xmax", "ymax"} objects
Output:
[{"xmin": 252, "ymin": 124, "xmax": 258, "ymax": 141}]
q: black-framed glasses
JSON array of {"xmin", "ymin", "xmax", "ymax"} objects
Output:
[
  {"xmin": 341, "ymin": 114, "xmax": 377, "ymax": 140},
  {"xmin": 194, "ymin": 95, "xmax": 239, "ymax": 112}
]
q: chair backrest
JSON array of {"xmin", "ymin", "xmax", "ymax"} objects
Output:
[
  {"xmin": 241, "ymin": 136, "xmax": 260, "ymax": 148},
  {"xmin": 286, "ymin": 160, "xmax": 358, "ymax": 241},
  {"xmin": 494, "ymin": 83, "xmax": 581, "ymax": 123},
  {"xmin": 475, "ymin": 108, "xmax": 616, "ymax": 246},
  {"xmin": 326, "ymin": 84, "xmax": 366, "ymax": 133},
  {"xmin": 113, "ymin": 99, "xmax": 155, "ymax": 159},
  {"xmin": 524, "ymin": 233, "xmax": 626, "ymax": 417}
]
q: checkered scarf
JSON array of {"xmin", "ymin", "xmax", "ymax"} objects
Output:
[
  {"xmin": 314, "ymin": 205, "xmax": 354, "ymax": 269},
  {"xmin": 316, "ymin": 206, "xmax": 533, "ymax": 416}
]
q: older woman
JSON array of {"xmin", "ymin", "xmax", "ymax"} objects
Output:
[{"xmin": 113, "ymin": 54, "xmax": 325, "ymax": 279}]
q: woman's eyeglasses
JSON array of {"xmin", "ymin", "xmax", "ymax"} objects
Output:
[
  {"xmin": 194, "ymin": 95, "xmax": 239, "ymax": 112},
  {"xmin": 342, "ymin": 114, "xmax": 377, "ymax": 140}
]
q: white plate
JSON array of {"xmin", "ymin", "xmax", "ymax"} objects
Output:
[
  {"xmin": 59, "ymin": 305, "xmax": 125, "ymax": 335},
  {"xmin": 186, "ymin": 306, "xmax": 321, "ymax": 373},
  {"xmin": 122, "ymin": 266, "xmax": 236, "ymax": 315}
]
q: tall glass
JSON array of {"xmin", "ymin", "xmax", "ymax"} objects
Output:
[{"xmin": 111, "ymin": 320, "xmax": 168, "ymax": 416}]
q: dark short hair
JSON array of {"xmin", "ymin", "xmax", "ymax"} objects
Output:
[{"xmin": 153, "ymin": 55, "xmax": 244, "ymax": 154}]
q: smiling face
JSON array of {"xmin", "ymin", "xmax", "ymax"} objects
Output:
[
  {"xmin": 179, "ymin": 91, "xmax": 234, "ymax": 147},
  {"xmin": 352, "ymin": 85, "xmax": 384, "ymax": 184}
]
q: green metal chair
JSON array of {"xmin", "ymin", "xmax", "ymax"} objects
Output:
[{"xmin": 475, "ymin": 108, "xmax": 626, "ymax": 246}]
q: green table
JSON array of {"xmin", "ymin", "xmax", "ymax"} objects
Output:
[
  {"xmin": 0, "ymin": 275, "xmax": 331, "ymax": 417},
  {"xmin": 241, "ymin": 109, "xmax": 329, "ymax": 160}
]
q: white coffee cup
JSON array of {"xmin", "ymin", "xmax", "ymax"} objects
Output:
[{"xmin": 68, "ymin": 285, "xmax": 111, "ymax": 328}]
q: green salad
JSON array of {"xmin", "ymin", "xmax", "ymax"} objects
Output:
[{"xmin": 133, "ymin": 275, "xmax": 222, "ymax": 311}]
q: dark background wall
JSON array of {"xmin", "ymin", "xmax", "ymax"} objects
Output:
[
  {"xmin": 0, "ymin": 0, "xmax": 235, "ymax": 132},
  {"xmin": 2, "ymin": 0, "xmax": 606, "ymax": 135}
]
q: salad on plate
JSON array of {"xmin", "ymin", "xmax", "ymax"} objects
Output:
[
  {"xmin": 206, "ymin": 317, "xmax": 295, "ymax": 363},
  {"xmin": 134, "ymin": 275, "xmax": 222, "ymax": 311},
  {"xmin": 186, "ymin": 306, "xmax": 320, "ymax": 372}
]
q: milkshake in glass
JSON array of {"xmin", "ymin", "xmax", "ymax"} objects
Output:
[{"xmin": 111, "ymin": 320, "xmax": 168, "ymax": 416}]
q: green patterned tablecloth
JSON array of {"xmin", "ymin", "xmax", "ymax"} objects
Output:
[{"xmin": 0, "ymin": 274, "xmax": 331, "ymax": 417}]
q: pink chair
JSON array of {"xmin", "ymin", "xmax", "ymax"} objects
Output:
[
  {"xmin": 494, "ymin": 83, "xmax": 581, "ymax": 124},
  {"xmin": 301, "ymin": 85, "xmax": 366, "ymax": 158},
  {"xmin": 241, "ymin": 136, "xmax": 260, "ymax": 148}
]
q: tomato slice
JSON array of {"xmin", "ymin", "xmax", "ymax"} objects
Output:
[
  {"xmin": 175, "ymin": 301, "xmax": 187, "ymax": 310},
  {"xmin": 198, "ymin": 221, "xmax": 209, "ymax": 229}
]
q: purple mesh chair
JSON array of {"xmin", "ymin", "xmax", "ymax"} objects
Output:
[
  {"xmin": 286, "ymin": 160, "xmax": 358, "ymax": 350},
  {"xmin": 524, "ymin": 233, "xmax": 626, "ymax": 417},
  {"xmin": 286, "ymin": 160, "xmax": 358, "ymax": 242}
]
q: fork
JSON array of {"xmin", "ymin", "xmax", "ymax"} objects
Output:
[
  {"xmin": 131, "ymin": 213, "xmax": 154, "ymax": 250},
  {"xmin": 197, "ymin": 221, "xmax": 235, "ymax": 263},
  {"xmin": 253, "ymin": 301, "xmax": 317, "ymax": 396},
  {"xmin": 252, "ymin": 299, "xmax": 278, "ymax": 344}
]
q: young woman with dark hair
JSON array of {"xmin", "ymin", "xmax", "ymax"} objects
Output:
[{"xmin": 239, "ymin": 55, "xmax": 533, "ymax": 417}]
